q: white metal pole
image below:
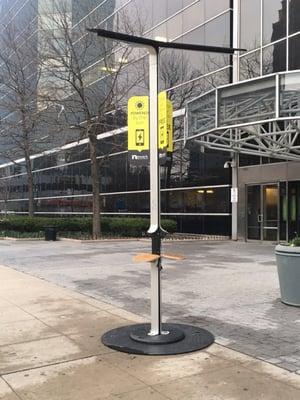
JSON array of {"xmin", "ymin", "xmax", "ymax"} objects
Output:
[
  {"xmin": 231, "ymin": 154, "xmax": 238, "ymax": 241},
  {"xmin": 148, "ymin": 47, "xmax": 162, "ymax": 336},
  {"xmin": 232, "ymin": 0, "xmax": 240, "ymax": 83},
  {"xmin": 232, "ymin": 0, "xmax": 240, "ymax": 240}
]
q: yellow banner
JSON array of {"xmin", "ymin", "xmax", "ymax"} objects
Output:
[
  {"xmin": 158, "ymin": 91, "xmax": 173, "ymax": 152},
  {"xmin": 127, "ymin": 93, "xmax": 173, "ymax": 152},
  {"xmin": 167, "ymin": 97, "xmax": 173, "ymax": 152},
  {"xmin": 128, "ymin": 96, "xmax": 149, "ymax": 151}
]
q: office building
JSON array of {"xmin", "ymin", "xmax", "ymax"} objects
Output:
[{"xmin": 0, "ymin": 0, "xmax": 299, "ymax": 242}]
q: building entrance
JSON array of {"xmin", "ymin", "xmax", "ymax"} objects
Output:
[{"xmin": 247, "ymin": 184, "xmax": 279, "ymax": 241}]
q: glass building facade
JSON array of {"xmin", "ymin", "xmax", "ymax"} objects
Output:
[{"xmin": 0, "ymin": 0, "xmax": 299, "ymax": 239}]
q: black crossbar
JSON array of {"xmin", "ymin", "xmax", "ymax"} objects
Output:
[{"xmin": 87, "ymin": 28, "xmax": 245, "ymax": 54}]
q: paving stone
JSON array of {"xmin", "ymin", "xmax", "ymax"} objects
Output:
[
  {"xmin": 153, "ymin": 365, "xmax": 300, "ymax": 400},
  {"xmin": 0, "ymin": 377, "xmax": 20, "ymax": 400},
  {"xmin": 101, "ymin": 351, "xmax": 233, "ymax": 386},
  {"xmin": 0, "ymin": 240, "xmax": 299, "ymax": 371},
  {"xmin": 0, "ymin": 336, "xmax": 83, "ymax": 374},
  {"xmin": 106, "ymin": 387, "xmax": 169, "ymax": 400},
  {"xmin": 4, "ymin": 356, "xmax": 146, "ymax": 400},
  {"xmin": 0, "ymin": 319, "xmax": 60, "ymax": 347}
]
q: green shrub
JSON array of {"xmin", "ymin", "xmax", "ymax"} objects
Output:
[
  {"xmin": 0, "ymin": 216, "xmax": 177, "ymax": 238},
  {"xmin": 290, "ymin": 236, "xmax": 300, "ymax": 247}
]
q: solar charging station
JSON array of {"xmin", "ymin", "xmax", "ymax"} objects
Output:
[{"xmin": 88, "ymin": 28, "xmax": 242, "ymax": 355}]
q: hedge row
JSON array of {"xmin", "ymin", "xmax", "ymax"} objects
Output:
[{"xmin": 0, "ymin": 216, "xmax": 177, "ymax": 237}]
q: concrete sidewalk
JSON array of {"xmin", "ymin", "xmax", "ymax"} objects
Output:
[{"xmin": 1, "ymin": 265, "xmax": 300, "ymax": 400}]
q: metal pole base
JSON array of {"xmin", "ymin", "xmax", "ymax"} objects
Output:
[{"xmin": 101, "ymin": 323, "xmax": 214, "ymax": 356}]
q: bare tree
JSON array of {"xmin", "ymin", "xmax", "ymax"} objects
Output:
[
  {"xmin": 40, "ymin": 0, "xmax": 143, "ymax": 238},
  {"xmin": 0, "ymin": 13, "xmax": 46, "ymax": 217}
]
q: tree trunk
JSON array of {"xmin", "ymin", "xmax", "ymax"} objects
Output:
[
  {"xmin": 25, "ymin": 154, "xmax": 34, "ymax": 217},
  {"xmin": 89, "ymin": 134, "xmax": 101, "ymax": 239}
]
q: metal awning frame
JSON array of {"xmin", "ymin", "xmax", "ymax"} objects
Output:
[{"xmin": 185, "ymin": 70, "xmax": 300, "ymax": 162}]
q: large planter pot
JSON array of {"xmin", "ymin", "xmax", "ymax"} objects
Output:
[{"xmin": 275, "ymin": 244, "xmax": 300, "ymax": 306}]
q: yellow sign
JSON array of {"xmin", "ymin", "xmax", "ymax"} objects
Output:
[
  {"xmin": 127, "ymin": 93, "xmax": 173, "ymax": 153},
  {"xmin": 167, "ymin": 96, "xmax": 173, "ymax": 152},
  {"xmin": 128, "ymin": 96, "xmax": 149, "ymax": 151},
  {"xmin": 158, "ymin": 91, "xmax": 173, "ymax": 152}
]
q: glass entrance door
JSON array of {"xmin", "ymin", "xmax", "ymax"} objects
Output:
[
  {"xmin": 262, "ymin": 184, "xmax": 279, "ymax": 241},
  {"xmin": 247, "ymin": 184, "xmax": 279, "ymax": 241},
  {"xmin": 247, "ymin": 185, "xmax": 261, "ymax": 240}
]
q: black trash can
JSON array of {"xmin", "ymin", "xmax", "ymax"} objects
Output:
[{"xmin": 44, "ymin": 226, "xmax": 57, "ymax": 241}]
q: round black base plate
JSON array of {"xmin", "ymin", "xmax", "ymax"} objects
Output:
[
  {"xmin": 101, "ymin": 323, "xmax": 214, "ymax": 355},
  {"xmin": 130, "ymin": 324, "xmax": 185, "ymax": 344}
]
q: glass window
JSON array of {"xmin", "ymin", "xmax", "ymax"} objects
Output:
[
  {"xmin": 204, "ymin": 0, "xmax": 230, "ymax": 20},
  {"xmin": 219, "ymin": 76, "xmax": 276, "ymax": 126},
  {"xmin": 204, "ymin": 12, "xmax": 230, "ymax": 47},
  {"xmin": 263, "ymin": 0, "xmax": 287, "ymax": 45},
  {"xmin": 152, "ymin": 23, "xmax": 167, "ymax": 42},
  {"xmin": 161, "ymin": 187, "xmax": 230, "ymax": 214},
  {"xmin": 280, "ymin": 71, "xmax": 300, "ymax": 117},
  {"xmin": 239, "ymin": 154, "xmax": 261, "ymax": 167},
  {"xmin": 166, "ymin": 12, "xmax": 182, "ymax": 41},
  {"xmin": 181, "ymin": 27, "xmax": 205, "ymax": 74},
  {"xmin": 103, "ymin": 192, "xmax": 150, "ymax": 213},
  {"xmin": 262, "ymin": 40, "xmax": 286, "ymax": 75},
  {"xmin": 241, "ymin": 0, "xmax": 261, "ymax": 51},
  {"xmin": 174, "ymin": 215, "xmax": 230, "ymax": 235},
  {"xmin": 182, "ymin": 2, "xmax": 204, "ymax": 34},
  {"xmin": 289, "ymin": 0, "xmax": 300, "ymax": 34},
  {"xmin": 188, "ymin": 91, "xmax": 216, "ymax": 135},
  {"xmin": 167, "ymin": 0, "xmax": 183, "ymax": 17},
  {"xmin": 133, "ymin": 0, "xmax": 153, "ymax": 32},
  {"xmin": 289, "ymin": 34, "xmax": 300, "ymax": 70},
  {"xmin": 239, "ymin": 50, "xmax": 261, "ymax": 80},
  {"xmin": 153, "ymin": 0, "xmax": 167, "ymax": 25},
  {"xmin": 185, "ymin": 187, "xmax": 230, "ymax": 213}
]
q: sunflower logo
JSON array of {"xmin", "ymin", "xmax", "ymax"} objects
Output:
[{"xmin": 135, "ymin": 101, "xmax": 144, "ymax": 110}]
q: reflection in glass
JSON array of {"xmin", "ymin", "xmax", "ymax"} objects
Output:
[
  {"xmin": 263, "ymin": 0, "xmax": 286, "ymax": 45},
  {"xmin": 288, "ymin": 182, "xmax": 300, "ymax": 239},
  {"xmin": 167, "ymin": 0, "xmax": 183, "ymax": 16},
  {"xmin": 177, "ymin": 215, "xmax": 230, "ymax": 234},
  {"xmin": 289, "ymin": 34, "xmax": 300, "ymax": 71},
  {"xmin": 159, "ymin": 50, "xmax": 201, "ymax": 105},
  {"xmin": 247, "ymin": 185, "xmax": 261, "ymax": 240},
  {"xmin": 280, "ymin": 71, "xmax": 300, "ymax": 117},
  {"xmin": 104, "ymin": 192, "xmax": 150, "ymax": 213},
  {"xmin": 166, "ymin": 12, "xmax": 183, "ymax": 41},
  {"xmin": 241, "ymin": 0, "xmax": 261, "ymax": 51},
  {"xmin": 204, "ymin": 12, "xmax": 230, "ymax": 47},
  {"xmin": 204, "ymin": 0, "xmax": 229, "ymax": 20},
  {"xmin": 161, "ymin": 187, "xmax": 230, "ymax": 214},
  {"xmin": 135, "ymin": 0, "xmax": 153, "ymax": 31},
  {"xmin": 289, "ymin": 0, "xmax": 300, "ymax": 34},
  {"xmin": 280, "ymin": 182, "xmax": 287, "ymax": 241},
  {"xmin": 188, "ymin": 91, "xmax": 216, "ymax": 135},
  {"xmin": 218, "ymin": 77, "xmax": 276, "ymax": 126},
  {"xmin": 239, "ymin": 51, "xmax": 261, "ymax": 81},
  {"xmin": 153, "ymin": 0, "xmax": 167, "ymax": 25},
  {"xmin": 263, "ymin": 185, "xmax": 279, "ymax": 241},
  {"xmin": 182, "ymin": 1, "xmax": 204, "ymax": 34},
  {"xmin": 152, "ymin": 23, "xmax": 167, "ymax": 42},
  {"xmin": 180, "ymin": 28, "xmax": 205, "ymax": 74},
  {"xmin": 262, "ymin": 40, "xmax": 286, "ymax": 75}
]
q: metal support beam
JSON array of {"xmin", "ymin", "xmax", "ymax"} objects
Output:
[
  {"xmin": 148, "ymin": 48, "xmax": 162, "ymax": 336},
  {"xmin": 232, "ymin": 0, "xmax": 240, "ymax": 83},
  {"xmin": 231, "ymin": 154, "xmax": 238, "ymax": 241}
]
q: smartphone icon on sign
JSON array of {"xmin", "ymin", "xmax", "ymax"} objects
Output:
[{"xmin": 135, "ymin": 129, "xmax": 145, "ymax": 146}]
